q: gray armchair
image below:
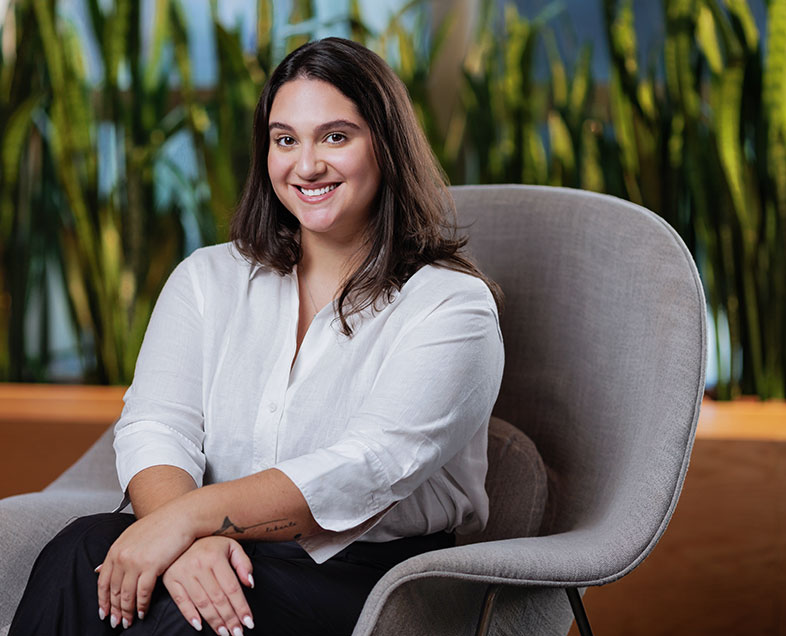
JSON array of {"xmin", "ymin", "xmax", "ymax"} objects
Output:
[
  {"xmin": 0, "ymin": 185, "xmax": 706, "ymax": 636},
  {"xmin": 352, "ymin": 185, "xmax": 706, "ymax": 635}
]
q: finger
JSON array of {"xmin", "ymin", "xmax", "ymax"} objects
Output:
[
  {"xmin": 164, "ymin": 577, "xmax": 204, "ymax": 632},
  {"xmin": 190, "ymin": 577, "xmax": 230, "ymax": 636},
  {"xmin": 135, "ymin": 570, "xmax": 157, "ymax": 621},
  {"xmin": 119, "ymin": 569, "xmax": 140, "ymax": 629},
  {"xmin": 96, "ymin": 562, "xmax": 112, "ymax": 622},
  {"xmin": 109, "ymin": 563, "xmax": 126, "ymax": 629},
  {"xmin": 227, "ymin": 541, "xmax": 254, "ymax": 590},
  {"xmin": 198, "ymin": 569, "xmax": 244, "ymax": 636},
  {"xmin": 215, "ymin": 560, "xmax": 254, "ymax": 632}
]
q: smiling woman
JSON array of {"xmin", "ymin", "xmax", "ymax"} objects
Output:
[
  {"xmin": 267, "ymin": 82, "xmax": 381, "ymax": 247},
  {"xmin": 9, "ymin": 38, "xmax": 504, "ymax": 636}
]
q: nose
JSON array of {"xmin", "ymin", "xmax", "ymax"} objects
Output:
[{"xmin": 295, "ymin": 143, "xmax": 326, "ymax": 180}]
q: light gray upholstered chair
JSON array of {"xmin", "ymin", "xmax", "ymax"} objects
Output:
[{"xmin": 0, "ymin": 185, "xmax": 706, "ymax": 636}]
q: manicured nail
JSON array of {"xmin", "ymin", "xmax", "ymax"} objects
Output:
[
  {"xmin": 138, "ymin": 610, "xmax": 145, "ymax": 620},
  {"xmin": 94, "ymin": 564, "xmax": 102, "ymax": 573},
  {"xmin": 98, "ymin": 608, "xmax": 106, "ymax": 621},
  {"xmin": 243, "ymin": 616, "xmax": 254, "ymax": 629},
  {"xmin": 232, "ymin": 627, "xmax": 243, "ymax": 636},
  {"xmin": 110, "ymin": 614, "xmax": 119, "ymax": 629},
  {"xmin": 190, "ymin": 618, "xmax": 202, "ymax": 631},
  {"xmin": 218, "ymin": 627, "xmax": 230, "ymax": 636},
  {"xmin": 247, "ymin": 573, "xmax": 254, "ymax": 588}
]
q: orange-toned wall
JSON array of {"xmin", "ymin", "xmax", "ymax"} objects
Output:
[{"xmin": 568, "ymin": 400, "xmax": 786, "ymax": 636}]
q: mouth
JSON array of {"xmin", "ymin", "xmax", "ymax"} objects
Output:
[{"xmin": 294, "ymin": 183, "xmax": 340, "ymax": 199}]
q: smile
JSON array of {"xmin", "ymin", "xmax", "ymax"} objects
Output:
[{"xmin": 297, "ymin": 184, "xmax": 339, "ymax": 197}]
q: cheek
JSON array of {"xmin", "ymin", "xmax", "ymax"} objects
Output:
[{"xmin": 267, "ymin": 153, "xmax": 288, "ymax": 193}]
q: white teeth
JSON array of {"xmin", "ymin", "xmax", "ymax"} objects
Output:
[{"xmin": 299, "ymin": 184, "xmax": 337, "ymax": 197}]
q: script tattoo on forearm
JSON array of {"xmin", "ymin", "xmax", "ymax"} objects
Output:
[{"xmin": 212, "ymin": 516, "xmax": 298, "ymax": 536}]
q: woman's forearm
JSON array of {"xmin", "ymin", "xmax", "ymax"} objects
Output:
[
  {"xmin": 167, "ymin": 468, "xmax": 322, "ymax": 543},
  {"xmin": 127, "ymin": 465, "xmax": 198, "ymax": 518}
]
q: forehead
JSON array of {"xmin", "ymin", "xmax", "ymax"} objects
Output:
[{"xmin": 269, "ymin": 78, "xmax": 364, "ymax": 126}]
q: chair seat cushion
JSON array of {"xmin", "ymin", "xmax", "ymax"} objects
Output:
[{"xmin": 457, "ymin": 416, "xmax": 547, "ymax": 545}]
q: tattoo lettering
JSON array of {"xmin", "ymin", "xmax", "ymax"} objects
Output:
[
  {"xmin": 212, "ymin": 516, "xmax": 298, "ymax": 536},
  {"xmin": 264, "ymin": 520, "xmax": 297, "ymax": 534}
]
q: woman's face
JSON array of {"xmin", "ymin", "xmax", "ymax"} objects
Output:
[{"xmin": 267, "ymin": 78, "xmax": 382, "ymax": 248}]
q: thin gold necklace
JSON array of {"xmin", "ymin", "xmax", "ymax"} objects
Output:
[{"xmin": 300, "ymin": 272, "xmax": 319, "ymax": 318}]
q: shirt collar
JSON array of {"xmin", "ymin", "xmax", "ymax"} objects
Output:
[
  {"xmin": 248, "ymin": 261, "xmax": 264, "ymax": 280},
  {"xmin": 247, "ymin": 261, "xmax": 297, "ymax": 281}
]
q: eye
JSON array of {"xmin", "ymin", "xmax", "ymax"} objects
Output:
[
  {"xmin": 274, "ymin": 135, "xmax": 296, "ymax": 147},
  {"xmin": 325, "ymin": 132, "xmax": 346, "ymax": 144}
]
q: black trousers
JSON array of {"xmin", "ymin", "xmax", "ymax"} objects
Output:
[{"xmin": 9, "ymin": 513, "xmax": 453, "ymax": 636}]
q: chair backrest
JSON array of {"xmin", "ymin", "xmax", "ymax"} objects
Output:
[{"xmin": 451, "ymin": 185, "xmax": 705, "ymax": 552}]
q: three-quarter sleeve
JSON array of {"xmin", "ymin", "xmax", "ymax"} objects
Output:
[
  {"xmin": 114, "ymin": 258, "xmax": 207, "ymax": 492},
  {"xmin": 274, "ymin": 285, "xmax": 504, "ymax": 561}
]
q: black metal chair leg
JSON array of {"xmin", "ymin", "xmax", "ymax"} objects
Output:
[
  {"xmin": 566, "ymin": 587, "xmax": 595, "ymax": 636},
  {"xmin": 474, "ymin": 584, "xmax": 502, "ymax": 636}
]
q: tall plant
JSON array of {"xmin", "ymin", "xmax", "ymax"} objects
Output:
[
  {"xmin": 601, "ymin": 0, "xmax": 785, "ymax": 398},
  {"xmin": 0, "ymin": 0, "xmax": 332, "ymax": 384},
  {"xmin": 1, "ymin": 0, "xmax": 784, "ymax": 398}
]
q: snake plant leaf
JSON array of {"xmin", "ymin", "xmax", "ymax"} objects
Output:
[
  {"xmin": 665, "ymin": 0, "xmax": 701, "ymax": 119},
  {"xmin": 609, "ymin": 67, "xmax": 640, "ymax": 195},
  {"xmin": 547, "ymin": 109, "xmax": 575, "ymax": 180},
  {"xmin": 104, "ymin": 0, "xmax": 131, "ymax": 89},
  {"xmin": 568, "ymin": 43, "xmax": 592, "ymax": 128},
  {"xmin": 763, "ymin": 0, "xmax": 786, "ymax": 220},
  {"xmin": 723, "ymin": 0, "xmax": 758, "ymax": 51},
  {"xmin": 712, "ymin": 63, "xmax": 750, "ymax": 234},
  {"xmin": 60, "ymin": 230, "xmax": 95, "ymax": 333},
  {"xmin": 1, "ymin": 93, "xmax": 42, "ymax": 189},
  {"xmin": 257, "ymin": 0, "xmax": 273, "ymax": 56},
  {"xmin": 143, "ymin": 0, "xmax": 172, "ymax": 93},
  {"xmin": 696, "ymin": 3, "xmax": 723, "ymax": 75},
  {"xmin": 544, "ymin": 29, "xmax": 568, "ymax": 109},
  {"xmin": 580, "ymin": 119, "xmax": 604, "ymax": 192}
]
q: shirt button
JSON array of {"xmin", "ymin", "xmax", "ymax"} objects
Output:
[{"xmin": 267, "ymin": 402, "xmax": 278, "ymax": 413}]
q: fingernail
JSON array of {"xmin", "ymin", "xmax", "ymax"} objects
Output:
[
  {"xmin": 218, "ymin": 627, "xmax": 230, "ymax": 636},
  {"xmin": 98, "ymin": 608, "xmax": 106, "ymax": 621},
  {"xmin": 243, "ymin": 616, "xmax": 255, "ymax": 629},
  {"xmin": 190, "ymin": 618, "xmax": 202, "ymax": 631},
  {"xmin": 247, "ymin": 573, "xmax": 254, "ymax": 588},
  {"xmin": 232, "ymin": 628, "xmax": 243, "ymax": 636},
  {"xmin": 138, "ymin": 610, "xmax": 145, "ymax": 620},
  {"xmin": 110, "ymin": 615, "xmax": 119, "ymax": 629},
  {"xmin": 122, "ymin": 617, "xmax": 130, "ymax": 629},
  {"xmin": 94, "ymin": 564, "xmax": 102, "ymax": 573}
]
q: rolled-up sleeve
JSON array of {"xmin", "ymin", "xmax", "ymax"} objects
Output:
[
  {"xmin": 274, "ymin": 288, "xmax": 504, "ymax": 560},
  {"xmin": 114, "ymin": 258, "xmax": 207, "ymax": 491}
]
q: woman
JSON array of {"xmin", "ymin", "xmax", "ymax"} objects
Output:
[{"xmin": 10, "ymin": 37, "xmax": 503, "ymax": 636}]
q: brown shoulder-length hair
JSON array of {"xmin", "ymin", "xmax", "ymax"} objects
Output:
[{"xmin": 231, "ymin": 37, "xmax": 502, "ymax": 334}]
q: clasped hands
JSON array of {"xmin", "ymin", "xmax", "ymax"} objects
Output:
[{"xmin": 95, "ymin": 505, "xmax": 255, "ymax": 635}]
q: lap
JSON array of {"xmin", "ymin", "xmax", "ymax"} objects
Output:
[{"xmin": 14, "ymin": 513, "xmax": 452, "ymax": 636}]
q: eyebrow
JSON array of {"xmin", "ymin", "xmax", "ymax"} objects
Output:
[{"xmin": 268, "ymin": 119, "xmax": 363, "ymax": 135}]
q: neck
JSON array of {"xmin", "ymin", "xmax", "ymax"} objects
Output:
[{"xmin": 298, "ymin": 231, "xmax": 368, "ymax": 286}]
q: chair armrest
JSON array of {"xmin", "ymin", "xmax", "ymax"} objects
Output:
[
  {"xmin": 353, "ymin": 527, "xmax": 662, "ymax": 636},
  {"xmin": 0, "ymin": 490, "xmax": 121, "ymax": 632}
]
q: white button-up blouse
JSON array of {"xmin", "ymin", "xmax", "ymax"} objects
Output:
[{"xmin": 114, "ymin": 243, "xmax": 504, "ymax": 563}]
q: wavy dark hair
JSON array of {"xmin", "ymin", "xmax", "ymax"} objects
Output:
[{"xmin": 231, "ymin": 37, "xmax": 502, "ymax": 334}]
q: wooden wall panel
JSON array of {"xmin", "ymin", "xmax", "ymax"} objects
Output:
[
  {"xmin": 569, "ymin": 409, "xmax": 786, "ymax": 636},
  {"xmin": 0, "ymin": 384, "xmax": 125, "ymax": 498}
]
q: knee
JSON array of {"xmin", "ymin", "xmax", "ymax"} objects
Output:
[{"xmin": 41, "ymin": 513, "xmax": 135, "ymax": 567}]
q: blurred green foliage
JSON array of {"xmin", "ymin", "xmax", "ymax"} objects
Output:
[{"xmin": 0, "ymin": 0, "xmax": 784, "ymax": 399}]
